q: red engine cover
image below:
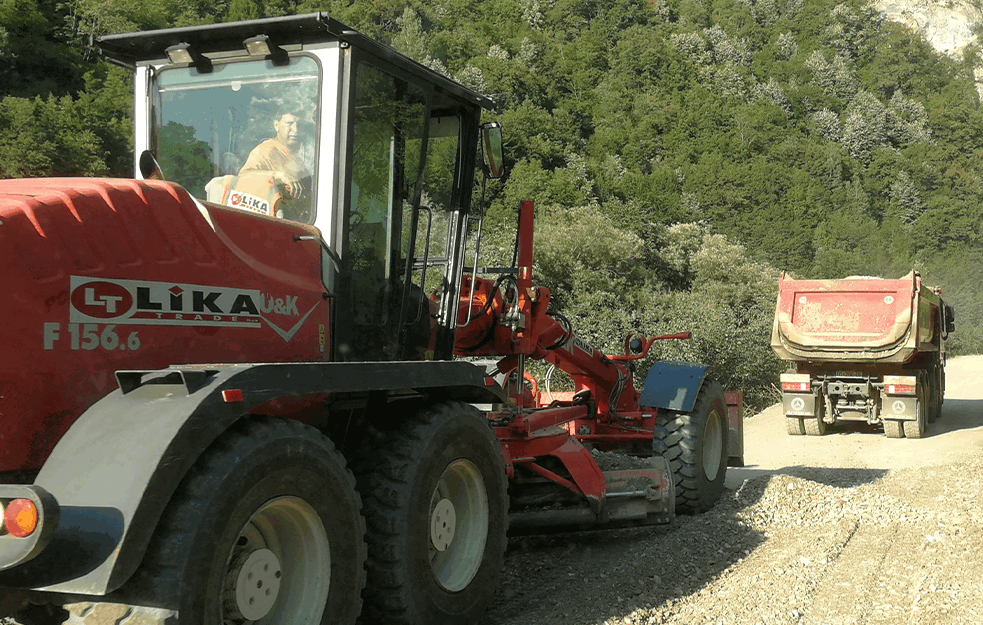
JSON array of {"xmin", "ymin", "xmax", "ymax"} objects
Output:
[{"xmin": 0, "ymin": 178, "xmax": 330, "ymax": 472}]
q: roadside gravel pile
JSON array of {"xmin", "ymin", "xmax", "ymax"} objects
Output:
[
  {"xmin": 731, "ymin": 471, "xmax": 933, "ymax": 530},
  {"xmin": 488, "ymin": 458, "xmax": 983, "ymax": 625}
]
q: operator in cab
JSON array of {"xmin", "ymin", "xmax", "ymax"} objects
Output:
[{"xmin": 220, "ymin": 104, "xmax": 314, "ymax": 221}]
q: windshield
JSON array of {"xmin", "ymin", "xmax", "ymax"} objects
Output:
[{"xmin": 153, "ymin": 56, "xmax": 320, "ymax": 223}]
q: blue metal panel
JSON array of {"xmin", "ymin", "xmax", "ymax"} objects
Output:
[{"xmin": 639, "ymin": 361, "xmax": 710, "ymax": 412}]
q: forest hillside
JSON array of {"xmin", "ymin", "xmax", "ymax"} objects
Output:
[{"xmin": 3, "ymin": 0, "xmax": 982, "ymax": 406}]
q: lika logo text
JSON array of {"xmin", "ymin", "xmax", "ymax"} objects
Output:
[
  {"xmin": 228, "ymin": 191, "xmax": 271, "ymax": 215},
  {"xmin": 69, "ymin": 277, "xmax": 302, "ymax": 330}
]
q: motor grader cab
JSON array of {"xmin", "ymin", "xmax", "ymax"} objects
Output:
[{"xmin": 103, "ymin": 12, "xmax": 499, "ymax": 364}]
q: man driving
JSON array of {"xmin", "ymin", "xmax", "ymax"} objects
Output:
[
  {"xmin": 238, "ymin": 105, "xmax": 312, "ymax": 199},
  {"xmin": 222, "ymin": 104, "xmax": 314, "ymax": 220}
]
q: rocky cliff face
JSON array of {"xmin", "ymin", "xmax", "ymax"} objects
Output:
[{"xmin": 875, "ymin": 0, "xmax": 983, "ymax": 94}]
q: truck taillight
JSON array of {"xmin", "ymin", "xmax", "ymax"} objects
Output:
[
  {"xmin": 780, "ymin": 373, "xmax": 810, "ymax": 393},
  {"xmin": 781, "ymin": 381, "xmax": 809, "ymax": 392},
  {"xmin": 2, "ymin": 499, "xmax": 38, "ymax": 538},
  {"xmin": 883, "ymin": 375, "xmax": 917, "ymax": 396},
  {"xmin": 885, "ymin": 384, "xmax": 916, "ymax": 395}
]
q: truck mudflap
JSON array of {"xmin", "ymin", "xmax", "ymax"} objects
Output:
[{"xmin": 0, "ymin": 360, "xmax": 506, "ymax": 596}]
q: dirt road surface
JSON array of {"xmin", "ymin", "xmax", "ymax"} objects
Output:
[{"xmin": 487, "ymin": 355, "xmax": 983, "ymax": 625}]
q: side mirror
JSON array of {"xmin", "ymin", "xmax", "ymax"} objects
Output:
[
  {"xmin": 138, "ymin": 150, "xmax": 165, "ymax": 181},
  {"xmin": 480, "ymin": 121, "xmax": 505, "ymax": 179},
  {"xmin": 944, "ymin": 303, "xmax": 956, "ymax": 334}
]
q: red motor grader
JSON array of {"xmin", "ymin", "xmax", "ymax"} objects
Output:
[{"xmin": 0, "ymin": 13, "xmax": 742, "ymax": 625}]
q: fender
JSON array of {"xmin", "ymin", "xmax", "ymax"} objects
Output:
[
  {"xmin": 637, "ymin": 361, "xmax": 710, "ymax": 413},
  {"xmin": 0, "ymin": 360, "xmax": 506, "ymax": 595}
]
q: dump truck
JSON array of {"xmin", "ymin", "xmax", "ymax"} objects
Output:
[
  {"xmin": 771, "ymin": 271, "xmax": 954, "ymax": 439},
  {"xmin": 0, "ymin": 13, "xmax": 742, "ymax": 625}
]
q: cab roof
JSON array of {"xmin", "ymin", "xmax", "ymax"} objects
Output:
[{"xmin": 97, "ymin": 12, "xmax": 494, "ymax": 110}]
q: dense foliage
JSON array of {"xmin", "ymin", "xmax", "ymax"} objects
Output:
[{"xmin": 4, "ymin": 0, "xmax": 982, "ymax": 406}]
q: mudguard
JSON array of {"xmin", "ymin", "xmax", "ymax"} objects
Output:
[
  {"xmin": 0, "ymin": 360, "xmax": 505, "ymax": 595},
  {"xmin": 638, "ymin": 361, "xmax": 710, "ymax": 413}
]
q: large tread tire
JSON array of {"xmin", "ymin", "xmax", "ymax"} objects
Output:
[
  {"xmin": 928, "ymin": 366, "xmax": 943, "ymax": 423},
  {"xmin": 123, "ymin": 417, "xmax": 366, "ymax": 625},
  {"xmin": 6, "ymin": 604, "xmax": 68, "ymax": 625},
  {"xmin": 653, "ymin": 379, "xmax": 728, "ymax": 514},
  {"xmin": 355, "ymin": 400, "xmax": 508, "ymax": 625},
  {"xmin": 883, "ymin": 419, "xmax": 904, "ymax": 438},
  {"xmin": 903, "ymin": 380, "xmax": 928, "ymax": 439},
  {"xmin": 803, "ymin": 392, "xmax": 827, "ymax": 436},
  {"xmin": 785, "ymin": 416, "xmax": 805, "ymax": 436},
  {"xmin": 804, "ymin": 414, "xmax": 827, "ymax": 436}
]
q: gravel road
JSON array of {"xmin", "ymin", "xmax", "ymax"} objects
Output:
[{"xmin": 486, "ymin": 355, "xmax": 983, "ymax": 625}]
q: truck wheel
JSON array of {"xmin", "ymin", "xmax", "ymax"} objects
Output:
[
  {"xmin": 356, "ymin": 400, "xmax": 508, "ymax": 625},
  {"xmin": 803, "ymin": 400, "xmax": 827, "ymax": 436},
  {"xmin": 883, "ymin": 419, "xmax": 904, "ymax": 438},
  {"xmin": 128, "ymin": 417, "xmax": 366, "ymax": 625},
  {"xmin": 903, "ymin": 380, "xmax": 928, "ymax": 439},
  {"xmin": 654, "ymin": 379, "xmax": 728, "ymax": 514},
  {"xmin": 785, "ymin": 416, "xmax": 805, "ymax": 436},
  {"xmin": 927, "ymin": 367, "xmax": 942, "ymax": 423}
]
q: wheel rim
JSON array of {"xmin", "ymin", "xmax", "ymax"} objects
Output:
[
  {"xmin": 223, "ymin": 496, "xmax": 330, "ymax": 624},
  {"xmin": 428, "ymin": 459, "xmax": 488, "ymax": 592},
  {"xmin": 702, "ymin": 410, "xmax": 724, "ymax": 481}
]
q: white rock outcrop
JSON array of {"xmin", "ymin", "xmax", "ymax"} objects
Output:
[
  {"xmin": 876, "ymin": 0, "xmax": 981, "ymax": 55},
  {"xmin": 875, "ymin": 0, "xmax": 983, "ymax": 95}
]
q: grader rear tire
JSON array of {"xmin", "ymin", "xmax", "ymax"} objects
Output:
[
  {"xmin": 653, "ymin": 379, "xmax": 729, "ymax": 514},
  {"xmin": 124, "ymin": 417, "xmax": 366, "ymax": 625},
  {"xmin": 356, "ymin": 400, "xmax": 508, "ymax": 625}
]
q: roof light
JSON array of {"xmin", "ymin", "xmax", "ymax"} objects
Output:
[
  {"xmin": 243, "ymin": 34, "xmax": 288, "ymax": 66},
  {"xmin": 165, "ymin": 43, "xmax": 212, "ymax": 73},
  {"xmin": 4, "ymin": 499, "xmax": 38, "ymax": 538}
]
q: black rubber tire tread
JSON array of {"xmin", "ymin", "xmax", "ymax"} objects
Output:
[
  {"xmin": 883, "ymin": 419, "xmax": 904, "ymax": 438},
  {"xmin": 903, "ymin": 379, "xmax": 927, "ymax": 439},
  {"xmin": 653, "ymin": 378, "xmax": 729, "ymax": 514},
  {"xmin": 9, "ymin": 604, "xmax": 68, "ymax": 625},
  {"xmin": 124, "ymin": 416, "xmax": 366, "ymax": 625},
  {"xmin": 804, "ymin": 414, "xmax": 826, "ymax": 436},
  {"xmin": 355, "ymin": 400, "xmax": 509, "ymax": 625},
  {"xmin": 786, "ymin": 416, "xmax": 805, "ymax": 436},
  {"xmin": 928, "ymin": 365, "xmax": 943, "ymax": 423}
]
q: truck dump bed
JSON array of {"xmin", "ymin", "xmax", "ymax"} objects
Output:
[{"xmin": 771, "ymin": 271, "xmax": 943, "ymax": 364}]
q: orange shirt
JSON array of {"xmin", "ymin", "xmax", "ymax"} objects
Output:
[{"xmin": 239, "ymin": 139, "xmax": 310, "ymax": 181}]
